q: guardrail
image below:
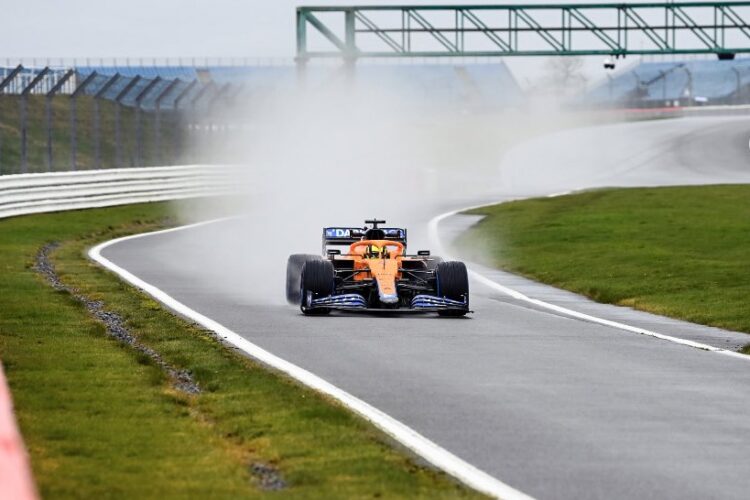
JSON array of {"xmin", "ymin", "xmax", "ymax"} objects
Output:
[{"xmin": 0, "ymin": 165, "xmax": 235, "ymax": 220}]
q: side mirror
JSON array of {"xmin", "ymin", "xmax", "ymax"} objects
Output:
[
  {"xmin": 327, "ymin": 249, "xmax": 341, "ymax": 257},
  {"xmin": 417, "ymin": 250, "xmax": 431, "ymax": 256}
]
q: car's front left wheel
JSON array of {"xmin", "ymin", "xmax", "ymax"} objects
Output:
[{"xmin": 300, "ymin": 260, "xmax": 334, "ymax": 315}]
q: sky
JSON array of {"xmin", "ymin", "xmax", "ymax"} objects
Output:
[{"xmin": 2, "ymin": 0, "xmax": 726, "ymax": 87}]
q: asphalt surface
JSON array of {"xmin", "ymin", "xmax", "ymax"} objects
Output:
[{"xmin": 103, "ymin": 116, "xmax": 750, "ymax": 500}]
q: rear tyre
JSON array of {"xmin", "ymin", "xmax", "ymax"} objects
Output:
[
  {"xmin": 436, "ymin": 261, "xmax": 469, "ymax": 317},
  {"xmin": 300, "ymin": 260, "xmax": 335, "ymax": 315},
  {"xmin": 286, "ymin": 254, "xmax": 321, "ymax": 304}
]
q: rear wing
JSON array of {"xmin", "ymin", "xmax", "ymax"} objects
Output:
[{"xmin": 322, "ymin": 227, "xmax": 407, "ymax": 254}]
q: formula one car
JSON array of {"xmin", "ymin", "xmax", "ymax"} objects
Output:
[{"xmin": 286, "ymin": 219, "xmax": 470, "ymax": 316}]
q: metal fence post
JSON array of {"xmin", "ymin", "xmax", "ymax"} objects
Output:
[
  {"xmin": 70, "ymin": 99, "xmax": 76, "ymax": 168},
  {"xmin": 113, "ymin": 76, "xmax": 141, "ymax": 168},
  {"xmin": 173, "ymin": 80, "xmax": 198, "ymax": 165},
  {"xmin": 682, "ymin": 67, "xmax": 694, "ymax": 106},
  {"xmin": 0, "ymin": 65, "xmax": 24, "ymax": 174},
  {"xmin": 45, "ymin": 69, "xmax": 74, "ymax": 171},
  {"xmin": 70, "ymin": 71, "xmax": 98, "ymax": 170},
  {"xmin": 206, "ymin": 83, "xmax": 232, "ymax": 160},
  {"xmin": 731, "ymin": 67, "xmax": 742, "ymax": 104},
  {"xmin": 189, "ymin": 82, "xmax": 215, "ymax": 163},
  {"xmin": 93, "ymin": 74, "xmax": 120, "ymax": 169},
  {"xmin": 19, "ymin": 96, "xmax": 27, "ymax": 173},
  {"xmin": 630, "ymin": 71, "xmax": 641, "ymax": 107},
  {"xmin": 225, "ymin": 83, "xmax": 245, "ymax": 147},
  {"xmin": 20, "ymin": 67, "xmax": 50, "ymax": 173},
  {"xmin": 134, "ymin": 77, "xmax": 161, "ymax": 166},
  {"xmin": 154, "ymin": 78, "xmax": 180, "ymax": 165}
]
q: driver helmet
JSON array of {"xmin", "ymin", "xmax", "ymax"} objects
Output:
[
  {"xmin": 364, "ymin": 228, "xmax": 385, "ymax": 240},
  {"xmin": 365, "ymin": 244, "xmax": 387, "ymax": 258}
]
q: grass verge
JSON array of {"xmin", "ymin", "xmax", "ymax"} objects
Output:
[
  {"xmin": 457, "ymin": 185, "xmax": 750, "ymax": 353},
  {"xmin": 0, "ymin": 201, "xmax": 481, "ymax": 499}
]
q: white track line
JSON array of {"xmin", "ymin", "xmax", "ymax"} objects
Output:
[
  {"xmin": 89, "ymin": 219, "xmax": 533, "ymax": 500},
  {"xmin": 427, "ymin": 204, "xmax": 749, "ymax": 362}
]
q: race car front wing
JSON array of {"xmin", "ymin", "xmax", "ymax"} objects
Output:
[
  {"xmin": 307, "ymin": 292, "xmax": 469, "ymax": 313},
  {"xmin": 309, "ymin": 293, "xmax": 368, "ymax": 309}
]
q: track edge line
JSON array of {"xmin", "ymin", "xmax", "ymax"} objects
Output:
[{"xmin": 427, "ymin": 200, "xmax": 749, "ymax": 362}]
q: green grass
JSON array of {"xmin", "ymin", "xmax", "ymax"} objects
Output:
[
  {"xmin": 457, "ymin": 185, "xmax": 750, "ymax": 352},
  {"xmin": 0, "ymin": 201, "xmax": 482, "ymax": 499}
]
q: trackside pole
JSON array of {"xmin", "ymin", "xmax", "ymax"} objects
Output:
[
  {"xmin": 114, "ymin": 76, "xmax": 142, "ymax": 168},
  {"xmin": 20, "ymin": 67, "xmax": 51, "ymax": 173},
  {"xmin": 154, "ymin": 78, "xmax": 181, "ymax": 165},
  {"xmin": 93, "ymin": 73, "xmax": 120, "ymax": 169},
  {"xmin": 69, "ymin": 71, "xmax": 98, "ymax": 171},
  {"xmin": 46, "ymin": 69, "xmax": 75, "ymax": 171},
  {"xmin": 134, "ymin": 77, "xmax": 161, "ymax": 167},
  {"xmin": 0, "ymin": 66, "xmax": 25, "ymax": 174}
]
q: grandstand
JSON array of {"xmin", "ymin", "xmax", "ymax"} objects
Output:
[{"xmin": 584, "ymin": 58, "xmax": 750, "ymax": 108}]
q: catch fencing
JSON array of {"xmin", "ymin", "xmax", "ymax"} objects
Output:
[
  {"xmin": 587, "ymin": 58, "xmax": 750, "ymax": 107},
  {"xmin": 0, "ymin": 63, "xmax": 249, "ymax": 175}
]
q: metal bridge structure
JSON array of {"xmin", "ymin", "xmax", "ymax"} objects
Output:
[{"xmin": 296, "ymin": 2, "xmax": 750, "ymax": 62}]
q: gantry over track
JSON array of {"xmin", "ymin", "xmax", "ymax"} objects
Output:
[{"xmin": 296, "ymin": 2, "xmax": 750, "ymax": 61}]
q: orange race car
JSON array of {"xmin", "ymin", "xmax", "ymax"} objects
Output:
[{"xmin": 286, "ymin": 219, "xmax": 470, "ymax": 316}]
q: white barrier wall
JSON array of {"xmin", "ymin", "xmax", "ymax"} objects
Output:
[{"xmin": 0, "ymin": 165, "xmax": 235, "ymax": 220}]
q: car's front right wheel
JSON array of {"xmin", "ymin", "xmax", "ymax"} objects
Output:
[{"xmin": 436, "ymin": 261, "xmax": 469, "ymax": 317}]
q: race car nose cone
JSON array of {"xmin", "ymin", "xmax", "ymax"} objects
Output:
[{"xmin": 367, "ymin": 258, "xmax": 399, "ymax": 305}]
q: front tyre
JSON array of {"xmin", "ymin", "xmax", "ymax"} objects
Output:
[
  {"xmin": 300, "ymin": 260, "xmax": 335, "ymax": 315},
  {"xmin": 425, "ymin": 255, "xmax": 444, "ymax": 272},
  {"xmin": 286, "ymin": 254, "xmax": 321, "ymax": 304},
  {"xmin": 436, "ymin": 261, "xmax": 469, "ymax": 317}
]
